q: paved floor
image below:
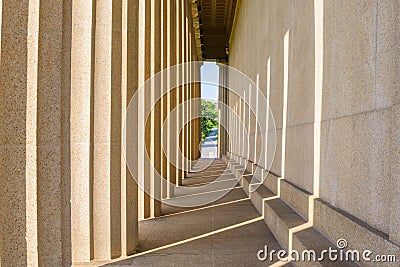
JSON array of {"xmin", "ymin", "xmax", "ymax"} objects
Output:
[
  {"xmin": 201, "ymin": 128, "xmax": 218, "ymax": 158},
  {"xmin": 105, "ymin": 159, "xmax": 290, "ymax": 267}
]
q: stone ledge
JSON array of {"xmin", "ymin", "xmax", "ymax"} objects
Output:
[
  {"xmin": 249, "ymin": 185, "xmax": 275, "ymax": 215},
  {"xmin": 241, "ymin": 173, "xmax": 253, "ymax": 195},
  {"xmin": 264, "ymin": 198, "xmax": 307, "ymax": 251},
  {"xmin": 280, "ymin": 180, "xmax": 312, "ymax": 221},
  {"xmin": 314, "ymin": 199, "xmax": 400, "ymax": 267},
  {"xmin": 292, "ymin": 228, "xmax": 357, "ymax": 267}
]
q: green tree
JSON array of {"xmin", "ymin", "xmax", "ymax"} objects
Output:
[{"xmin": 201, "ymin": 99, "xmax": 218, "ymax": 140}]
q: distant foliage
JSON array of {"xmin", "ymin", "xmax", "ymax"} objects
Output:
[{"xmin": 201, "ymin": 99, "xmax": 218, "ymax": 140}]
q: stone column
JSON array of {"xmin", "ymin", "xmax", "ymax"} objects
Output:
[
  {"xmin": 228, "ymin": 75, "xmax": 230, "ymax": 155},
  {"xmin": 0, "ymin": 1, "xmax": 40, "ymax": 266},
  {"xmin": 168, "ymin": 0, "xmax": 178, "ymax": 195},
  {"xmin": 247, "ymin": 84, "xmax": 252, "ymax": 162},
  {"xmin": 0, "ymin": 1, "xmax": 2, "ymax": 265},
  {"xmin": 110, "ymin": 0, "xmax": 124, "ymax": 256},
  {"xmin": 222, "ymin": 70, "xmax": 226, "ymax": 156},
  {"xmin": 184, "ymin": 0, "xmax": 189, "ymax": 176},
  {"xmin": 232, "ymin": 101, "xmax": 235, "ymax": 156},
  {"xmin": 228, "ymin": 100, "xmax": 231, "ymax": 156},
  {"xmin": 178, "ymin": 0, "xmax": 185, "ymax": 181},
  {"xmin": 195, "ymin": 51, "xmax": 201, "ymax": 161},
  {"xmin": 234, "ymin": 97, "xmax": 238, "ymax": 157},
  {"xmin": 1, "ymin": 0, "xmax": 94, "ymax": 265},
  {"xmin": 150, "ymin": 0, "xmax": 161, "ymax": 217},
  {"xmin": 241, "ymin": 90, "xmax": 246, "ymax": 160},
  {"xmin": 234, "ymin": 96, "xmax": 239, "ymax": 160},
  {"xmin": 185, "ymin": 14, "xmax": 190, "ymax": 171},
  {"xmin": 223, "ymin": 68, "xmax": 227, "ymax": 156},
  {"xmin": 238, "ymin": 94, "xmax": 242, "ymax": 159},
  {"xmin": 229, "ymin": 102, "xmax": 233, "ymax": 155},
  {"xmin": 236, "ymin": 97, "xmax": 240, "ymax": 158},
  {"xmin": 218, "ymin": 70, "xmax": 222, "ymax": 158},
  {"xmin": 189, "ymin": 33, "xmax": 193, "ymax": 168},
  {"xmin": 225, "ymin": 70, "xmax": 230, "ymax": 156},
  {"xmin": 181, "ymin": 15, "xmax": 186, "ymax": 178},
  {"xmin": 161, "ymin": 0, "xmax": 169, "ymax": 199},
  {"xmin": 231, "ymin": 103, "xmax": 234, "ymax": 156},
  {"xmin": 194, "ymin": 63, "xmax": 202, "ymax": 160},
  {"xmin": 121, "ymin": 0, "xmax": 139, "ymax": 255},
  {"xmin": 36, "ymin": 0, "xmax": 66, "ymax": 265},
  {"xmin": 185, "ymin": 14, "xmax": 190, "ymax": 172},
  {"xmin": 219, "ymin": 64, "xmax": 229, "ymax": 157},
  {"xmin": 69, "ymin": 0, "xmax": 93, "ymax": 263},
  {"xmin": 220, "ymin": 71, "xmax": 225, "ymax": 156},
  {"xmin": 218, "ymin": 65, "xmax": 224, "ymax": 158},
  {"xmin": 176, "ymin": 0, "xmax": 183, "ymax": 185},
  {"xmin": 92, "ymin": 0, "xmax": 123, "ymax": 260},
  {"xmin": 138, "ymin": 0, "xmax": 151, "ymax": 219},
  {"xmin": 236, "ymin": 95, "xmax": 239, "ymax": 159},
  {"xmin": 179, "ymin": 0, "xmax": 187, "ymax": 181}
]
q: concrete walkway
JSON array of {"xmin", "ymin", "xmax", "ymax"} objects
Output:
[
  {"xmin": 105, "ymin": 159, "xmax": 291, "ymax": 267},
  {"xmin": 201, "ymin": 128, "xmax": 218, "ymax": 158}
]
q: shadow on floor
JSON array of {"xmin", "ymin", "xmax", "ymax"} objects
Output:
[{"xmin": 105, "ymin": 159, "xmax": 290, "ymax": 267}]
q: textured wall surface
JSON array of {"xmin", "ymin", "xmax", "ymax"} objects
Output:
[{"xmin": 228, "ymin": 0, "xmax": 399, "ymax": 241}]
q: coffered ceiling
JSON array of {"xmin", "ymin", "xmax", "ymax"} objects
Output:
[{"xmin": 196, "ymin": 0, "xmax": 237, "ymax": 60}]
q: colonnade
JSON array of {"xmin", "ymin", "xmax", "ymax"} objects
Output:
[{"xmin": 0, "ymin": 0, "xmax": 201, "ymax": 266}]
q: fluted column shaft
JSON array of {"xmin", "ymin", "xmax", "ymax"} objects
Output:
[
  {"xmin": 92, "ymin": 0, "xmax": 124, "ymax": 260},
  {"xmin": 0, "ymin": 1, "xmax": 40, "ymax": 266},
  {"xmin": 69, "ymin": 0, "xmax": 93, "ymax": 263},
  {"xmin": 161, "ymin": 0, "xmax": 169, "ymax": 199},
  {"xmin": 168, "ymin": 0, "xmax": 178, "ymax": 194},
  {"xmin": 184, "ymin": 9, "xmax": 190, "ymax": 172},
  {"xmin": 122, "ymin": 0, "xmax": 139, "ymax": 255},
  {"xmin": 0, "ymin": 1, "xmax": 94, "ymax": 265},
  {"xmin": 1, "ymin": 0, "xmax": 141, "ymax": 264},
  {"xmin": 138, "ymin": 0, "xmax": 151, "ymax": 219},
  {"xmin": 175, "ymin": 0, "xmax": 183, "ymax": 185},
  {"xmin": 150, "ymin": 0, "xmax": 162, "ymax": 217}
]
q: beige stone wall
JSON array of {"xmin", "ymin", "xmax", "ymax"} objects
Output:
[
  {"xmin": 320, "ymin": 0, "xmax": 399, "ymax": 240},
  {"xmin": 228, "ymin": 0, "xmax": 399, "ymax": 242}
]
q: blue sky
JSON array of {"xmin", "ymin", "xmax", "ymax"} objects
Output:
[{"xmin": 201, "ymin": 62, "xmax": 219, "ymax": 101}]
